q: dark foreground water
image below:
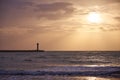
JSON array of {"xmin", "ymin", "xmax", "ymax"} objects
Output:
[{"xmin": 0, "ymin": 51, "xmax": 120, "ymax": 80}]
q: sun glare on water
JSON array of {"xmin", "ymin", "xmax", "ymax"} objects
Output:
[{"xmin": 87, "ymin": 12, "xmax": 102, "ymax": 23}]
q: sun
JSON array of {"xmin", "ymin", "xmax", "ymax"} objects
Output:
[{"xmin": 87, "ymin": 12, "xmax": 102, "ymax": 23}]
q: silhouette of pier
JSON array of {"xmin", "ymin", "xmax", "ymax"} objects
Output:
[{"xmin": 0, "ymin": 43, "xmax": 44, "ymax": 52}]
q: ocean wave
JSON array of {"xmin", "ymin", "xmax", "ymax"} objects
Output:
[{"xmin": 0, "ymin": 66, "xmax": 120, "ymax": 77}]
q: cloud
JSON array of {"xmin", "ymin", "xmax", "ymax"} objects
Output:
[
  {"xmin": 0, "ymin": 1, "xmax": 75, "ymax": 27},
  {"xmin": 67, "ymin": 0, "xmax": 120, "ymax": 7},
  {"xmin": 35, "ymin": 2, "xmax": 72, "ymax": 11},
  {"xmin": 0, "ymin": 27, "xmax": 32, "ymax": 36},
  {"xmin": 0, "ymin": 0, "xmax": 33, "ymax": 8},
  {"xmin": 34, "ymin": 2, "xmax": 75, "ymax": 20},
  {"xmin": 99, "ymin": 24, "xmax": 120, "ymax": 31},
  {"xmin": 0, "ymin": 0, "xmax": 120, "ymax": 33},
  {"xmin": 114, "ymin": 17, "xmax": 120, "ymax": 21},
  {"xmin": 0, "ymin": 0, "xmax": 35, "ymax": 27},
  {"xmin": 108, "ymin": 0, "xmax": 120, "ymax": 3},
  {"xmin": 74, "ymin": 23, "xmax": 120, "ymax": 32}
]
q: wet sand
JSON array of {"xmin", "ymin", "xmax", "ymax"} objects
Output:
[{"xmin": 0, "ymin": 75, "xmax": 120, "ymax": 80}]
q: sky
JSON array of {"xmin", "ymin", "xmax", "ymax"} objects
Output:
[{"xmin": 0, "ymin": 0, "xmax": 120, "ymax": 51}]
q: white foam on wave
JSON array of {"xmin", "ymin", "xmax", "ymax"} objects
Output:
[{"xmin": 0, "ymin": 66, "xmax": 120, "ymax": 77}]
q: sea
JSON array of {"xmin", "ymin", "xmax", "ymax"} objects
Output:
[{"xmin": 0, "ymin": 51, "xmax": 120, "ymax": 80}]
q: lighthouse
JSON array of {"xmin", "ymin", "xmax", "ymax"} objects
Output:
[{"xmin": 37, "ymin": 43, "xmax": 39, "ymax": 51}]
